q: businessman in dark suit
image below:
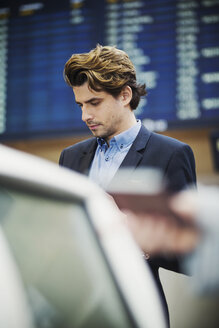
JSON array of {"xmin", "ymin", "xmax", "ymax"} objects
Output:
[{"xmin": 59, "ymin": 44, "xmax": 196, "ymax": 326}]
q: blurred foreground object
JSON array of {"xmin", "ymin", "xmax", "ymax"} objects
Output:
[
  {"xmin": 108, "ymin": 168, "xmax": 199, "ymax": 255},
  {"xmin": 173, "ymin": 186, "xmax": 219, "ymax": 295},
  {"xmin": 0, "ymin": 145, "xmax": 166, "ymax": 328},
  {"xmin": 108, "ymin": 168, "xmax": 219, "ymax": 295}
]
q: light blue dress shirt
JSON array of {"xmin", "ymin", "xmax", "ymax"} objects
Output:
[{"xmin": 89, "ymin": 120, "xmax": 141, "ymax": 189}]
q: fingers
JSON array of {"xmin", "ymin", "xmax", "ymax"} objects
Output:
[
  {"xmin": 124, "ymin": 210, "xmax": 200, "ymax": 255},
  {"xmin": 169, "ymin": 190, "xmax": 198, "ymax": 222}
]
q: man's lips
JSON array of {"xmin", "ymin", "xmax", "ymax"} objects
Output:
[{"xmin": 87, "ymin": 123, "xmax": 100, "ymax": 130}]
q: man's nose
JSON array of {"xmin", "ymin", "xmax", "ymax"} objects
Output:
[{"xmin": 81, "ymin": 107, "xmax": 93, "ymax": 122}]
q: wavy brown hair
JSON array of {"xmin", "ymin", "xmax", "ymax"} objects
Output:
[{"xmin": 64, "ymin": 44, "xmax": 147, "ymax": 110}]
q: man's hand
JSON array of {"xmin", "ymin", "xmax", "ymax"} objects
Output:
[{"xmin": 124, "ymin": 190, "xmax": 200, "ymax": 256}]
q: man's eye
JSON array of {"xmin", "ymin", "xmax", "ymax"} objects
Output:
[{"xmin": 91, "ymin": 102, "xmax": 100, "ymax": 106}]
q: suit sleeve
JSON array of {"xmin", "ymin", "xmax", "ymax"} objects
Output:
[
  {"xmin": 59, "ymin": 150, "xmax": 64, "ymax": 166},
  {"xmin": 149, "ymin": 143, "xmax": 197, "ymax": 273},
  {"xmin": 164, "ymin": 144, "xmax": 196, "ymax": 192}
]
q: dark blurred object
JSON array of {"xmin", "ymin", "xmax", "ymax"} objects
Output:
[{"xmin": 210, "ymin": 131, "xmax": 219, "ymax": 171}]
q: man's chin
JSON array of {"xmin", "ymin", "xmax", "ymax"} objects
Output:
[
  {"xmin": 90, "ymin": 130, "xmax": 106, "ymax": 139},
  {"xmin": 90, "ymin": 130, "xmax": 101, "ymax": 138}
]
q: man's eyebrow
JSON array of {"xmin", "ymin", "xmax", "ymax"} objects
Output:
[{"xmin": 76, "ymin": 97, "xmax": 103, "ymax": 105}]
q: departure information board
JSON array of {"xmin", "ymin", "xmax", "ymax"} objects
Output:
[{"xmin": 0, "ymin": 0, "xmax": 219, "ymax": 140}]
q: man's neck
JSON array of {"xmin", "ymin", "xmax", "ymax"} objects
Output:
[{"xmin": 105, "ymin": 117, "xmax": 139, "ymax": 146}]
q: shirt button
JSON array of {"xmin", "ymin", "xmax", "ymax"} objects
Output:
[
  {"xmin": 142, "ymin": 253, "xmax": 150, "ymax": 260},
  {"xmin": 105, "ymin": 157, "xmax": 109, "ymax": 161},
  {"xmin": 120, "ymin": 144, "xmax": 124, "ymax": 149}
]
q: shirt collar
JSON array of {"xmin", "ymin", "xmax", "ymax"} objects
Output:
[{"xmin": 97, "ymin": 119, "xmax": 141, "ymax": 151}]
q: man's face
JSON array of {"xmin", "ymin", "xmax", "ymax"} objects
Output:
[{"xmin": 73, "ymin": 82, "xmax": 130, "ymax": 143}]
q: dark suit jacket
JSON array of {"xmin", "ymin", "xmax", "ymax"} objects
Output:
[{"xmin": 59, "ymin": 124, "xmax": 196, "ymax": 325}]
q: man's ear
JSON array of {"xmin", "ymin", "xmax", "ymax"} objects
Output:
[{"xmin": 121, "ymin": 86, "xmax": 132, "ymax": 106}]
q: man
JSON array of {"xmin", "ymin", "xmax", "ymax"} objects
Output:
[{"xmin": 59, "ymin": 44, "xmax": 197, "ymax": 325}]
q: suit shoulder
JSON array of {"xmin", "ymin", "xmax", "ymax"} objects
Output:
[
  {"xmin": 139, "ymin": 124, "xmax": 191, "ymax": 152},
  {"xmin": 62, "ymin": 137, "xmax": 96, "ymax": 154},
  {"xmin": 59, "ymin": 137, "xmax": 96, "ymax": 167},
  {"xmin": 146, "ymin": 131, "xmax": 196, "ymax": 190},
  {"xmin": 150, "ymin": 132, "xmax": 191, "ymax": 151}
]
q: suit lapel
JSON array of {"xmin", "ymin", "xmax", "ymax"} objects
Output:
[
  {"xmin": 112, "ymin": 125, "xmax": 151, "ymax": 179},
  {"xmin": 120, "ymin": 125, "xmax": 151, "ymax": 168},
  {"xmin": 79, "ymin": 139, "xmax": 97, "ymax": 175},
  {"xmin": 78, "ymin": 125, "xmax": 151, "ymax": 178}
]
